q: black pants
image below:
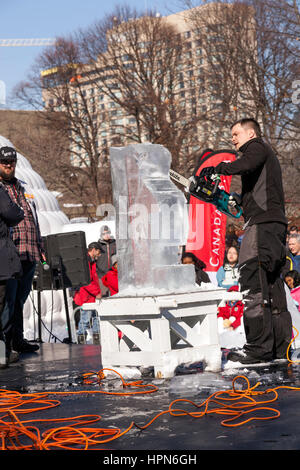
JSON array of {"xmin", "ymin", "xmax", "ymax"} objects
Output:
[
  {"xmin": 3, "ymin": 260, "xmax": 36, "ymax": 349},
  {"xmin": 0, "ymin": 280, "xmax": 6, "ymax": 342},
  {"xmin": 239, "ymin": 222, "xmax": 292, "ymax": 360}
]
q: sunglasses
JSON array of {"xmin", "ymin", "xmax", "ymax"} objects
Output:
[{"xmin": 0, "ymin": 160, "xmax": 16, "ymax": 166}]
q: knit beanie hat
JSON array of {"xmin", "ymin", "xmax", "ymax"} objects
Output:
[{"xmin": 100, "ymin": 225, "xmax": 111, "ymax": 236}]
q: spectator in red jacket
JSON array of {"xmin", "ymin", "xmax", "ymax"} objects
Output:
[
  {"xmin": 101, "ymin": 255, "xmax": 123, "ymax": 339},
  {"xmin": 74, "ymin": 242, "xmax": 102, "ymax": 341},
  {"xmin": 101, "ymin": 255, "xmax": 118, "ymax": 296}
]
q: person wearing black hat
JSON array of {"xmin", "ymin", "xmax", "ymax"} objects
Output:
[
  {"xmin": 0, "ymin": 147, "xmax": 25, "ymax": 366},
  {"xmin": 0, "ymin": 146, "xmax": 45, "ymax": 355}
]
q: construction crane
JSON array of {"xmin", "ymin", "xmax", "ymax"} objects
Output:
[
  {"xmin": 0, "ymin": 38, "xmax": 57, "ymax": 106},
  {"xmin": 0, "ymin": 38, "xmax": 55, "ymax": 47}
]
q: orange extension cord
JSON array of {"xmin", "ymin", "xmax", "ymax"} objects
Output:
[{"xmin": 1, "ymin": 328, "xmax": 300, "ymax": 450}]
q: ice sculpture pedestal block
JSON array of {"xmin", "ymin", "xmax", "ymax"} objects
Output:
[{"xmin": 83, "ymin": 289, "xmax": 242, "ymax": 378}]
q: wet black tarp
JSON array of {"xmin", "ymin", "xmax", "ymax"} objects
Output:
[{"xmin": 1, "ymin": 343, "xmax": 300, "ymax": 457}]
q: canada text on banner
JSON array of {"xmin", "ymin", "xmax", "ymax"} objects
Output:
[{"xmin": 186, "ymin": 149, "xmax": 237, "ymax": 272}]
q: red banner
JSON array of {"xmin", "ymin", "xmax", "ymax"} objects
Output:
[{"xmin": 186, "ymin": 150, "xmax": 237, "ymax": 272}]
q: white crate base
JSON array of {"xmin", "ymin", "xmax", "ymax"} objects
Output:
[{"xmin": 82, "ymin": 289, "xmax": 242, "ymax": 378}]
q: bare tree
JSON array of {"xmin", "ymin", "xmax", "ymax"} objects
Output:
[
  {"xmin": 13, "ymin": 4, "xmax": 214, "ymax": 205},
  {"xmin": 183, "ymin": 0, "xmax": 300, "ymax": 215},
  {"xmin": 13, "ymin": 1, "xmax": 300, "ymax": 218},
  {"xmin": 78, "ymin": 5, "xmax": 212, "ymax": 175}
]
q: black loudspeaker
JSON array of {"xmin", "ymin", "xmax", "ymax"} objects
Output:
[
  {"xmin": 32, "ymin": 237, "xmax": 53, "ymax": 291},
  {"xmin": 44, "ymin": 231, "xmax": 91, "ymax": 290},
  {"xmin": 31, "ymin": 232, "xmax": 90, "ymax": 344}
]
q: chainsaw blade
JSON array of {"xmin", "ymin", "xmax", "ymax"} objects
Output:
[{"xmin": 169, "ymin": 169, "xmax": 190, "ymax": 190}]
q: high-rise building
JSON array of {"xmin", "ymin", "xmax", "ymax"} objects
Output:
[{"xmin": 41, "ymin": 3, "xmax": 256, "ymax": 169}]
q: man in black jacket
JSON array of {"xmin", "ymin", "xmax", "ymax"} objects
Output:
[
  {"xmin": 0, "ymin": 146, "xmax": 44, "ymax": 355},
  {"xmin": 96, "ymin": 225, "xmax": 116, "ymax": 296},
  {"xmin": 0, "ymin": 155, "xmax": 24, "ymax": 366},
  {"xmin": 200, "ymin": 118, "xmax": 292, "ymax": 364}
]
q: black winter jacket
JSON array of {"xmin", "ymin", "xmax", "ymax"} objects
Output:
[
  {"xmin": 195, "ymin": 264, "xmax": 211, "ymax": 286},
  {"xmin": 215, "ymin": 138, "xmax": 287, "ymax": 226},
  {"xmin": 0, "ymin": 183, "xmax": 24, "ymax": 280},
  {"xmin": 96, "ymin": 238, "xmax": 117, "ymax": 278}
]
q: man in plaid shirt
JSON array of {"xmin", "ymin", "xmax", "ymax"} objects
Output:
[{"xmin": 0, "ymin": 146, "xmax": 44, "ymax": 354}]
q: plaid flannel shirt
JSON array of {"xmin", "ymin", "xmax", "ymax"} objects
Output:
[{"xmin": 4, "ymin": 178, "xmax": 42, "ymax": 262}]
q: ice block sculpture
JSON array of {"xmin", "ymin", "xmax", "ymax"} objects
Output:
[{"xmin": 110, "ymin": 143, "xmax": 198, "ymax": 296}]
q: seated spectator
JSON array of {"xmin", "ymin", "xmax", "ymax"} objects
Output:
[
  {"xmin": 217, "ymin": 248, "xmax": 242, "ymax": 331},
  {"xmin": 286, "ymin": 225, "xmax": 299, "ymax": 248},
  {"xmin": 237, "ymin": 232, "xmax": 244, "ymax": 246},
  {"xmin": 284, "ymin": 270, "xmax": 300, "ymax": 312},
  {"xmin": 217, "ymin": 285, "xmax": 244, "ymax": 330},
  {"xmin": 216, "ymin": 246, "xmax": 239, "ymax": 289},
  {"xmin": 225, "ymin": 224, "xmax": 238, "ymax": 249},
  {"xmin": 181, "ymin": 252, "xmax": 210, "ymax": 286},
  {"xmin": 288, "ymin": 225, "xmax": 298, "ymax": 237},
  {"xmin": 284, "ymin": 270, "xmax": 300, "ymax": 290},
  {"xmin": 96, "ymin": 225, "xmax": 116, "ymax": 297},
  {"xmin": 287, "ymin": 234, "xmax": 300, "ymax": 273},
  {"xmin": 234, "ymin": 225, "xmax": 245, "ymax": 246},
  {"xmin": 74, "ymin": 242, "xmax": 102, "ymax": 342},
  {"xmin": 101, "ymin": 256, "xmax": 123, "ymax": 339},
  {"xmin": 96, "ymin": 225, "xmax": 116, "ymax": 277},
  {"xmin": 101, "ymin": 255, "xmax": 118, "ymax": 296}
]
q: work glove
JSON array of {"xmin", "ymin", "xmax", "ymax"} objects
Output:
[
  {"xmin": 228, "ymin": 192, "xmax": 241, "ymax": 208},
  {"xmin": 188, "ymin": 175, "xmax": 197, "ymax": 192},
  {"xmin": 199, "ymin": 167, "xmax": 219, "ymax": 184},
  {"xmin": 199, "ymin": 166, "xmax": 217, "ymax": 178}
]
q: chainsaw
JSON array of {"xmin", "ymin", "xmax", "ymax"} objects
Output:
[{"xmin": 169, "ymin": 168, "xmax": 243, "ymax": 219}]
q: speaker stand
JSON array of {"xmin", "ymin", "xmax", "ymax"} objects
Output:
[
  {"xmin": 36, "ymin": 289, "xmax": 43, "ymax": 343},
  {"xmin": 51, "ymin": 255, "xmax": 73, "ymax": 344},
  {"xmin": 62, "ymin": 286, "xmax": 73, "ymax": 343}
]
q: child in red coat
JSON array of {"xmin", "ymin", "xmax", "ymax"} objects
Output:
[
  {"xmin": 217, "ymin": 285, "xmax": 244, "ymax": 330},
  {"xmin": 101, "ymin": 256, "xmax": 122, "ymax": 339},
  {"xmin": 101, "ymin": 255, "xmax": 118, "ymax": 296}
]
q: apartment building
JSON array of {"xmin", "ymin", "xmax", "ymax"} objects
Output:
[{"xmin": 41, "ymin": 3, "xmax": 255, "ymax": 169}]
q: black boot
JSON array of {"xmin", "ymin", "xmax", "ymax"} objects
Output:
[{"xmin": 12, "ymin": 338, "xmax": 39, "ymax": 353}]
